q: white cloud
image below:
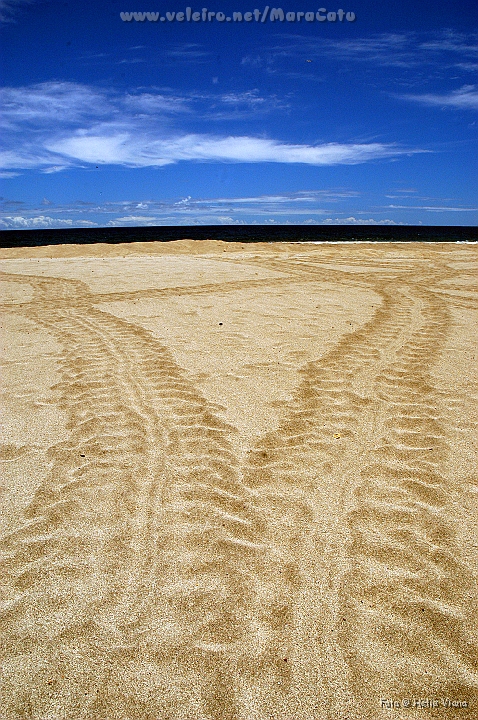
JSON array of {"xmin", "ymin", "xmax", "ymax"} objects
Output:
[
  {"xmin": 0, "ymin": 191, "xmax": 365, "ymax": 228},
  {"xmin": 46, "ymin": 132, "xmax": 416, "ymax": 168},
  {"xmin": 202, "ymin": 89, "xmax": 289, "ymax": 119},
  {"xmin": 0, "ymin": 82, "xmax": 111, "ymax": 128},
  {"xmin": 2, "ymin": 189, "xmax": 430, "ymax": 228},
  {"xmin": 0, "ymin": 0, "xmax": 32, "ymax": 23},
  {"xmin": 47, "ymin": 133, "xmax": 133, "ymax": 165},
  {"xmin": 0, "ymin": 215, "xmax": 74, "ymax": 228},
  {"xmin": 107, "ymin": 215, "xmax": 156, "ymax": 224},
  {"xmin": 418, "ymin": 32, "xmax": 478, "ymax": 56},
  {"xmin": 387, "ymin": 204, "xmax": 478, "ymax": 212},
  {"xmin": 455, "ymin": 62, "xmax": 478, "ymax": 72},
  {"xmin": 42, "ymin": 165, "xmax": 70, "ymax": 174},
  {"xmin": 165, "ymin": 43, "xmax": 213, "ymax": 62},
  {"xmin": 397, "ymin": 85, "xmax": 478, "ymax": 109},
  {"xmin": 281, "ymin": 30, "xmax": 478, "ymax": 66},
  {"xmin": 197, "ymin": 190, "xmax": 359, "ymax": 205},
  {"xmin": 0, "ymin": 80, "xmax": 424, "ymax": 173},
  {"xmin": 321, "ymin": 33, "xmax": 417, "ymax": 68},
  {"xmin": 220, "ymin": 91, "xmax": 267, "ymax": 107},
  {"xmin": 0, "ymin": 148, "xmax": 64, "ymax": 170},
  {"xmin": 123, "ymin": 92, "xmax": 190, "ymax": 114},
  {"xmin": 241, "ymin": 55, "xmax": 265, "ymax": 68},
  {"xmin": 0, "ymin": 82, "xmax": 189, "ymax": 130},
  {"xmin": 322, "ymin": 217, "xmax": 402, "ymax": 225}
]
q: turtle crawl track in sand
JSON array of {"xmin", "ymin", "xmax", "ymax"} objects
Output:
[{"xmin": 0, "ymin": 242, "xmax": 477, "ymax": 720}]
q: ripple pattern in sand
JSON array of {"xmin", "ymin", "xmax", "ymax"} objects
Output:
[{"xmin": 0, "ymin": 248, "xmax": 477, "ymax": 720}]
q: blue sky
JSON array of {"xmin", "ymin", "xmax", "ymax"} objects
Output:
[{"xmin": 0, "ymin": 0, "xmax": 477, "ymax": 228}]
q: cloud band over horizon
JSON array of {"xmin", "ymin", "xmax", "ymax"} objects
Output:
[{"xmin": 0, "ymin": 81, "xmax": 424, "ymax": 172}]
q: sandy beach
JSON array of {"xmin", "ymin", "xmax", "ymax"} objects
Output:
[{"xmin": 1, "ymin": 240, "xmax": 477, "ymax": 720}]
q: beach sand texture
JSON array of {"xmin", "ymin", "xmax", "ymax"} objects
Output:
[{"xmin": 1, "ymin": 240, "xmax": 477, "ymax": 720}]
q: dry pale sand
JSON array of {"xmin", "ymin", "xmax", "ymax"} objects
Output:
[{"xmin": 0, "ymin": 240, "xmax": 477, "ymax": 720}]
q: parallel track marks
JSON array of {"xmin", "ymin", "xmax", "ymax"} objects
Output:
[{"xmin": 0, "ymin": 272, "xmax": 270, "ymax": 719}]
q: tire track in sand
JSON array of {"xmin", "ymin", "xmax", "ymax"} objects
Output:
[
  {"xmin": 239, "ymin": 265, "xmax": 417, "ymax": 720},
  {"xmin": 0, "ymin": 271, "xmax": 273, "ymax": 720},
  {"xmin": 1, "ymin": 258, "xmax": 477, "ymax": 719},
  {"xmin": 239, "ymin": 257, "xmax": 477, "ymax": 719},
  {"xmin": 339, "ymin": 284, "xmax": 478, "ymax": 718}
]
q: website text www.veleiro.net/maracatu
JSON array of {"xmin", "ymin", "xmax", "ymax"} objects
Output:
[{"xmin": 119, "ymin": 7, "xmax": 357, "ymax": 23}]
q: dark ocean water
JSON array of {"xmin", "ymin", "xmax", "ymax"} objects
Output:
[{"xmin": 0, "ymin": 225, "xmax": 477, "ymax": 248}]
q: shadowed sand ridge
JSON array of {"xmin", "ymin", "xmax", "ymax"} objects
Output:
[{"xmin": 0, "ymin": 241, "xmax": 477, "ymax": 720}]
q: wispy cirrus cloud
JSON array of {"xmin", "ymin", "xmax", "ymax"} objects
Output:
[
  {"xmin": 165, "ymin": 43, "xmax": 214, "ymax": 63},
  {"xmin": 0, "ymin": 82, "xmax": 111, "ymax": 129},
  {"xmin": 107, "ymin": 215, "xmax": 156, "ymax": 224},
  {"xmin": 196, "ymin": 190, "xmax": 359, "ymax": 205},
  {"xmin": 0, "ymin": 215, "xmax": 97, "ymax": 228},
  {"xmin": 203, "ymin": 89, "xmax": 290, "ymax": 119},
  {"xmin": 387, "ymin": 204, "xmax": 478, "ymax": 212},
  {"xmin": 396, "ymin": 85, "xmax": 478, "ymax": 109},
  {"xmin": 454, "ymin": 62, "xmax": 478, "ymax": 72},
  {"xmin": 0, "ymin": 190, "xmax": 402, "ymax": 228},
  {"xmin": 0, "ymin": 82, "xmax": 189, "ymax": 129},
  {"xmin": 0, "ymin": 0, "xmax": 32, "ymax": 23},
  {"xmin": 7, "ymin": 189, "xmax": 476, "ymax": 228},
  {"xmin": 123, "ymin": 92, "xmax": 190, "ymax": 114},
  {"xmin": 243, "ymin": 30, "xmax": 478, "ymax": 76},
  {"xmin": 321, "ymin": 217, "xmax": 404, "ymax": 225},
  {"xmin": 317, "ymin": 32, "xmax": 420, "ymax": 68},
  {"xmin": 0, "ymin": 148, "xmax": 65, "ymax": 171},
  {"xmin": 0, "ymin": 212, "xmax": 403, "ymax": 228},
  {"xmin": 47, "ymin": 133, "xmax": 414, "ymax": 168},
  {"xmin": 0, "ymin": 81, "xmax": 422, "ymax": 172},
  {"xmin": 417, "ymin": 32, "xmax": 478, "ymax": 56}
]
